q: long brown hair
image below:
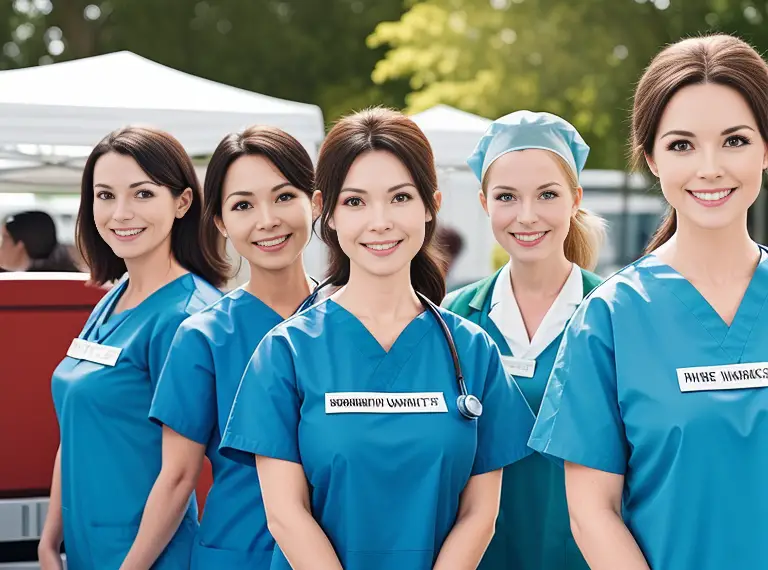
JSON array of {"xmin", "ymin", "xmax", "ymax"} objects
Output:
[
  {"xmin": 201, "ymin": 126, "xmax": 315, "ymax": 281},
  {"xmin": 77, "ymin": 126, "xmax": 227, "ymax": 287},
  {"xmin": 314, "ymin": 107, "xmax": 446, "ymax": 304},
  {"xmin": 631, "ymin": 34, "xmax": 768, "ymax": 253}
]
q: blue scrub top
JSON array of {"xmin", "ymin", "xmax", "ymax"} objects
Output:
[
  {"xmin": 51, "ymin": 273, "xmax": 221, "ymax": 570},
  {"xmin": 530, "ymin": 248, "xmax": 768, "ymax": 569},
  {"xmin": 220, "ymin": 298, "xmax": 535, "ymax": 570},
  {"xmin": 149, "ymin": 288, "xmax": 282, "ymax": 570}
]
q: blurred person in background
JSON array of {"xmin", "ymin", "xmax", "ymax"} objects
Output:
[
  {"xmin": 435, "ymin": 223, "xmax": 465, "ymax": 290},
  {"xmin": 0, "ymin": 210, "xmax": 80, "ymax": 272}
]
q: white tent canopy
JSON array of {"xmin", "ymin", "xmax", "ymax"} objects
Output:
[
  {"xmin": 0, "ymin": 51, "xmax": 325, "ymax": 158},
  {"xmin": 410, "ymin": 104, "xmax": 491, "ymax": 168}
]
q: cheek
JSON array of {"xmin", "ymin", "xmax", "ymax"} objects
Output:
[{"xmin": 488, "ymin": 203, "xmax": 515, "ymax": 232}]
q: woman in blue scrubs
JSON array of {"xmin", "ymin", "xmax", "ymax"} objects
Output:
[
  {"xmin": 219, "ymin": 108, "xmax": 536, "ymax": 570},
  {"xmin": 442, "ymin": 111, "xmax": 604, "ymax": 570},
  {"xmin": 118, "ymin": 127, "xmax": 317, "ymax": 570},
  {"xmin": 529, "ymin": 34, "xmax": 768, "ymax": 570},
  {"xmin": 38, "ymin": 127, "xmax": 226, "ymax": 570}
]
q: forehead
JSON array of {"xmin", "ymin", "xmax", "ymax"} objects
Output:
[
  {"xmin": 93, "ymin": 152, "xmax": 150, "ymax": 185},
  {"xmin": 657, "ymin": 83, "xmax": 759, "ymax": 136},
  {"xmin": 222, "ymin": 155, "xmax": 286, "ymax": 195},
  {"xmin": 343, "ymin": 150, "xmax": 414, "ymax": 189},
  {"xmin": 486, "ymin": 149, "xmax": 567, "ymax": 187}
]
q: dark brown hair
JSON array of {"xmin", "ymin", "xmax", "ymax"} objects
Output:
[
  {"xmin": 631, "ymin": 34, "xmax": 768, "ymax": 253},
  {"xmin": 200, "ymin": 126, "xmax": 315, "ymax": 280},
  {"xmin": 77, "ymin": 126, "xmax": 227, "ymax": 286},
  {"xmin": 314, "ymin": 107, "xmax": 446, "ymax": 304}
]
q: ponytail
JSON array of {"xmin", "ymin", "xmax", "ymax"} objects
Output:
[
  {"xmin": 563, "ymin": 207, "xmax": 606, "ymax": 271},
  {"xmin": 412, "ymin": 243, "xmax": 447, "ymax": 305},
  {"xmin": 644, "ymin": 207, "xmax": 676, "ymax": 254}
]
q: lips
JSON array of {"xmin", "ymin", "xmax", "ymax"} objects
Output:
[
  {"xmin": 363, "ymin": 241, "xmax": 401, "ymax": 251},
  {"xmin": 255, "ymin": 235, "xmax": 290, "ymax": 247},
  {"xmin": 688, "ymin": 188, "xmax": 734, "ymax": 201},
  {"xmin": 111, "ymin": 228, "xmax": 145, "ymax": 238},
  {"xmin": 512, "ymin": 231, "xmax": 547, "ymax": 242}
]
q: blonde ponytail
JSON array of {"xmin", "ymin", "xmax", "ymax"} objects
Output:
[{"xmin": 563, "ymin": 208, "xmax": 606, "ymax": 271}]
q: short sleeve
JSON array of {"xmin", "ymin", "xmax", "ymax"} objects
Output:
[
  {"xmin": 219, "ymin": 331, "xmax": 301, "ymax": 466},
  {"xmin": 472, "ymin": 342, "xmax": 536, "ymax": 475},
  {"xmin": 149, "ymin": 321, "xmax": 216, "ymax": 445},
  {"xmin": 528, "ymin": 296, "xmax": 628, "ymax": 475}
]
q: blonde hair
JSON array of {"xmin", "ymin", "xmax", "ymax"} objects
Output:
[{"xmin": 482, "ymin": 151, "xmax": 606, "ymax": 271}]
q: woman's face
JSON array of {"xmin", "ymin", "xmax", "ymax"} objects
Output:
[
  {"xmin": 216, "ymin": 155, "xmax": 313, "ymax": 272},
  {"xmin": 91, "ymin": 152, "xmax": 192, "ymax": 263},
  {"xmin": 480, "ymin": 149, "xmax": 580, "ymax": 264},
  {"xmin": 647, "ymin": 82, "xmax": 768, "ymax": 233}
]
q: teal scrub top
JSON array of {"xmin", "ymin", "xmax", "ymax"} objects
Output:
[
  {"xmin": 150, "ymin": 288, "xmax": 283, "ymax": 570},
  {"xmin": 220, "ymin": 298, "xmax": 535, "ymax": 570},
  {"xmin": 530, "ymin": 248, "xmax": 768, "ymax": 569},
  {"xmin": 443, "ymin": 266, "xmax": 600, "ymax": 570},
  {"xmin": 50, "ymin": 273, "xmax": 221, "ymax": 570}
]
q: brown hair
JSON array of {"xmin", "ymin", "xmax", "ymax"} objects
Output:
[
  {"xmin": 77, "ymin": 126, "xmax": 227, "ymax": 287},
  {"xmin": 631, "ymin": 34, "xmax": 768, "ymax": 253},
  {"xmin": 314, "ymin": 107, "xmax": 446, "ymax": 304},
  {"xmin": 482, "ymin": 152, "xmax": 605, "ymax": 271},
  {"xmin": 201, "ymin": 126, "xmax": 315, "ymax": 280}
]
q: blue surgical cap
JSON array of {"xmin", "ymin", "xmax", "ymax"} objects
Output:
[{"xmin": 466, "ymin": 110, "xmax": 590, "ymax": 182}]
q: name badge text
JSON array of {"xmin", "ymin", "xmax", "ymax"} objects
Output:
[
  {"xmin": 325, "ymin": 392, "xmax": 448, "ymax": 414},
  {"xmin": 677, "ymin": 362, "xmax": 768, "ymax": 392},
  {"xmin": 501, "ymin": 355, "xmax": 536, "ymax": 378},
  {"xmin": 67, "ymin": 338, "xmax": 122, "ymax": 367}
]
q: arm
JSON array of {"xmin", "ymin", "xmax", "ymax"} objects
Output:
[
  {"xmin": 433, "ymin": 470, "xmax": 502, "ymax": 570},
  {"xmin": 256, "ymin": 455, "xmax": 343, "ymax": 570},
  {"xmin": 119, "ymin": 428, "xmax": 205, "ymax": 570},
  {"xmin": 38, "ymin": 446, "xmax": 64, "ymax": 570},
  {"xmin": 565, "ymin": 462, "xmax": 650, "ymax": 570}
]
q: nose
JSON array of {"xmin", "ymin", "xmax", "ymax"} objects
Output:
[
  {"xmin": 516, "ymin": 197, "xmax": 539, "ymax": 225},
  {"xmin": 368, "ymin": 202, "xmax": 394, "ymax": 233},
  {"xmin": 111, "ymin": 196, "xmax": 135, "ymax": 222},
  {"xmin": 696, "ymin": 146, "xmax": 725, "ymax": 181},
  {"xmin": 255, "ymin": 202, "xmax": 281, "ymax": 231}
]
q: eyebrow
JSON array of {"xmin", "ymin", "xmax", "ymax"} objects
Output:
[
  {"xmin": 340, "ymin": 182, "xmax": 416, "ymax": 194},
  {"xmin": 224, "ymin": 182, "xmax": 293, "ymax": 202},
  {"xmin": 660, "ymin": 125, "xmax": 756, "ymax": 139},
  {"xmin": 93, "ymin": 180, "xmax": 160, "ymax": 190},
  {"xmin": 490, "ymin": 181, "xmax": 562, "ymax": 193}
]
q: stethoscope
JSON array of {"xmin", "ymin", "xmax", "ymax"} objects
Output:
[{"xmin": 296, "ymin": 279, "xmax": 483, "ymax": 420}]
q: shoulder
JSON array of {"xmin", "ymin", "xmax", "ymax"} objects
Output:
[
  {"xmin": 441, "ymin": 272, "xmax": 499, "ymax": 315},
  {"xmin": 436, "ymin": 306, "xmax": 498, "ymax": 356},
  {"xmin": 258, "ymin": 298, "xmax": 333, "ymax": 350},
  {"xmin": 580, "ymin": 268, "xmax": 603, "ymax": 294},
  {"xmin": 172, "ymin": 288, "xmax": 242, "ymax": 341}
]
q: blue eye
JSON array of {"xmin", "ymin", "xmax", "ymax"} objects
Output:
[
  {"xmin": 496, "ymin": 193, "xmax": 515, "ymax": 202},
  {"xmin": 540, "ymin": 191, "xmax": 558, "ymax": 200}
]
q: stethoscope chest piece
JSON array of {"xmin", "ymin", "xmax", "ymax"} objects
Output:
[{"xmin": 457, "ymin": 394, "xmax": 483, "ymax": 420}]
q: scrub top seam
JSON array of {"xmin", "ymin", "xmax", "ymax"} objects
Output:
[{"xmin": 734, "ymin": 289, "xmax": 768, "ymax": 362}]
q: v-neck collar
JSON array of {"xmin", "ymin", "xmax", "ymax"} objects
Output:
[
  {"xmin": 641, "ymin": 246, "xmax": 768, "ymax": 361},
  {"xmin": 488, "ymin": 262, "xmax": 583, "ymax": 359},
  {"xmin": 325, "ymin": 299, "xmax": 436, "ymax": 389}
]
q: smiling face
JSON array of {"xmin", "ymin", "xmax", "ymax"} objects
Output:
[
  {"xmin": 647, "ymin": 82, "xmax": 768, "ymax": 232},
  {"xmin": 480, "ymin": 149, "xmax": 581, "ymax": 264},
  {"xmin": 92, "ymin": 152, "xmax": 192, "ymax": 263},
  {"xmin": 216, "ymin": 154, "xmax": 312, "ymax": 272},
  {"xmin": 328, "ymin": 150, "xmax": 437, "ymax": 280}
]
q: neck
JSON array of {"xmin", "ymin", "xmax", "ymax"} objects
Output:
[
  {"xmin": 336, "ymin": 262, "xmax": 421, "ymax": 320},
  {"xmin": 508, "ymin": 253, "xmax": 573, "ymax": 297},
  {"xmin": 245, "ymin": 258, "xmax": 311, "ymax": 317},
  {"xmin": 661, "ymin": 215, "xmax": 758, "ymax": 283},
  {"xmin": 123, "ymin": 240, "xmax": 185, "ymax": 297}
]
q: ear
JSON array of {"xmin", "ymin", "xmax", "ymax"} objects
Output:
[
  {"xmin": 311, "ymin": 190, "xmax": 323, "ymax": 222},
  {"xmin": 213, "ymin": 215, "xmax": 227, "ymax": 239},
  {"xmin": 175, "ymin": 187, "xmax": 194, "ymax": 219},
  {"xmin": 645, "ymin": 152, "xmax": 659, "ymax": 178},
  {"xmin": 572, "ymin": 185, "xmax": 583, "ymax": 215},
  {"xmin": 478, "ymin": 190, "xmax": 489, "ymax": 215},
  {"xmin": 427, "ymin": 191, "xmax": 443, "ymax": 222}
]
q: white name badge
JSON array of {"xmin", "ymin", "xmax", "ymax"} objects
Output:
[
  {"xmin": 501, "ymin": 355, "xmax": 536, "ymax": 378},
  {"xmin": 66, "ymin": 338, "xmax": 122, "ymax": 367},
  {"xmin": 677, "ymin": 362, "xmax": 768, "ymax": 392},
  {"xmin": 325, "ymin": 392, "xmax": 448, "ymax": 414}
]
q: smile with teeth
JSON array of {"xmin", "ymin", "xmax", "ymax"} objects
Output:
[
  {"xmin": 113, "ymin": 228, "xmax": 145, "ymax": 237},
  {"xmin": 513, "ymin": 232, "xmax": 547, "ymax": 242},
  {"xmin": 255, "ymin": 235, "xmax": 290, "ymax": 247},
  {"xmin": 364, "ymin": 241, "xmax": 401, "ymax": 251},
  {"xmin": 689, "ymin": 189, "xmax": 734, "ymax": 201}
]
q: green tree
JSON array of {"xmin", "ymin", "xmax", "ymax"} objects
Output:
[
  {"xmin": 369, "ymin": 0, "xmax": 768, "ymax": 169},
  {"xmin": 1, "ymin": 0, "xmax": 411, "ymax": 126}
]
